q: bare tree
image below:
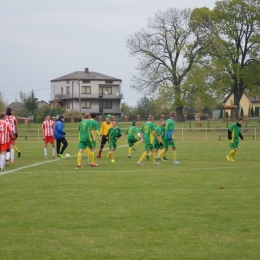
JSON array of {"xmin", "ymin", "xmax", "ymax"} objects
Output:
[{"xmin": 126, "ymin": 8, "xmax": 205, "ymax": 121}]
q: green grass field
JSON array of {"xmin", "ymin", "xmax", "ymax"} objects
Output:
[{"xmin": 1, "ymin": 133, "xmax": 260, "ymax": 259}]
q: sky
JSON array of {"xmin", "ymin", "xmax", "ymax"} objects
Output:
[{"xmin": 0, "ymin": 0, "xmax": 217, "ymax": 107}]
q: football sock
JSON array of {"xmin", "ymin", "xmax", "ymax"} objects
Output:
[
  {"xmin": 52, "ymin": 148, "xmax": 56, "ymax": 157},
  {"xmin": 110, "ymin": 152, "xmax": 114, "ymax": 160},
  {"xmin": 150, "ymin": 152, "xmax": 155, "ymax": 163},
  {"xmin": 89, "ymin": 151, "xmax": 94, "ymax": 164},
  {"xmin": 157, "ymin": 150, "xmax": 164, "ymax": 159},
  {"xmin": 173, "ymin": 151, "xmax": 177, "ymax": 162},
  {"xmin": 139, "ymin": 152, "xmax": 147, "ymax": 162},
  {"xmin": 44, "ymin": 148, "xmax": 47, "ymax": 157},
  {"xmin": 0, "ymin": 155, "xmax": 4, "ymax": 168},
  {"xmin": 14, "ymin": 146, "xmax": 19, "ymax": 152},
  {"xmin": 84, "ymin": 147, "xmax": 89, "ymax": 157},
  {"xmin": 128, "ymin": 147, "xmax": 132, "ymax": 155},
  {"xmin": 11, "ymin": 149, "xmax": 14, "ymax": 161},
  {"xmin": 6, "ymin": 151, "xmax": 10, "ymax": 161},
  {"xmin": 98, "ymin": 149, "xmax": 102, "ymax": 157},
  {"xmin": 77, "ymin": 152, "xmax": 82, "ymax": 165},
  {"xmin": 228, "ymin": 149, "xmax": 236, "ymax": 157}
]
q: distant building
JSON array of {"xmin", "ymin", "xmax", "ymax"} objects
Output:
[
  {"xmin": 49, "ymin": 68, "xmax": 123, "ymax": 115},
  {"xmin": 223, "ymin": 93, "xmax": 260, "ymax": 117},
  {"xmin": 37, "ymin": 100, "xmax": 49, "ymax": 108},
  {"xmin": 4, "ymin": 102, "xmax": 23, "ymax": 112}
]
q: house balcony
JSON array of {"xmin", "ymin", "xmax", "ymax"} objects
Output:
[{"xmin": 54, "ymin": 93, "xmax": 123, "ymax": 100}]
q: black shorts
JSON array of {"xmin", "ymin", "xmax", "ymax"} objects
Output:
[{"xmin": 101, "ymin": 135, "xmax": 108, "ymax": 145}]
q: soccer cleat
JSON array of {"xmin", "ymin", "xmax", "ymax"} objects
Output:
[
  {"xmin": 90, "ymin": 163, "xmax": 98, "ymax": 167},
  {"xmin": 162, "ymin": 157, "xmax": 168, "ymax": 161},
  {"xmin": 137, "ymin": 162, "xmax": 143, "ymax": 166},
  {"xmin": 226, "ymin": 155, "xmax": 231, "ymax": 162},
  {"xmin": 45, "ymin": 156, "xmax": 48, "ymax": 159},
  {"xmin": 230, "ymin": 157, "xmax": 235, "ymax": 162},
  {"xmin": 58, "ymin": 154, "xmax": 65, "ymax": 159},
  {"xmin": 128, "ymin": 154, "xmax": 131, "ymax": 158},
  {"xmin": 96, "ymin": 155, "xmax": 101, "ymax": 159},
  {"xmin": 146, "ymin": 155, "xmax": 150, "ymax": 161},
  {"xmin": 10, "ymin": 161, "xmax": 14, "ymax": 164},
  {"xmin": 18, "ymin": 151, "xmax": 21, "ymax": 158},
  {"xmin": 153, "ymin": 162, "xmax": 161, "ymax": 165},
  {"xmin": 111, "ymin": 159, "xmax": 115, "ymax": 163},
  {"xmin": 76, "ymin": 165, "xmax": 83, "ymax": 169},
  {"xmin": 52, "ymin": 156, "xmax": 56, "ymax": 159},
  {"xmin": 172, "ymin": 161, "xmax": 180, "ymax": 164},
  {"xmin": 132, "ymin": 146, "xmax": 136, "ymax": 151}
]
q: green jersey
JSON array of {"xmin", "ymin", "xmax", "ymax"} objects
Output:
[
  {"xmin": 228, "ymin": 122, "xmax": 242, "ymax": 143},
  {"xmin": 154, "ymin": 125, "xmax": 163, "ymax": 145},
  {"xmin": 108, "ymin": 126, "xmax": 122, "ymax": 143},
  {"xmin": 90, "ymin": 119, "xmax": 99, "ymax": 139},
  {"xmin": 141, "ymin": 122, "xmax": 155, "ymax": 144},
  {"xmin": 125, "ymin": 125, "xmax": 139, "ymax": 141},
  {"xmin": 79, "ymin": 119, "xmax": 93, "ymax": 142},
  {"xmin": 164, "ymin": 118, "xmax": 175, "ymax": 141}
]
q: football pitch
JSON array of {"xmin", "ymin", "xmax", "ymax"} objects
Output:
[{"xmin": 1, "ymin": 137, "xmax": 260, "ymax": 259}]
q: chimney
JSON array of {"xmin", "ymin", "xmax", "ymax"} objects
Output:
[{"xmin": 85, "ymin": 68, "xmax": 89, "ymax": 73}]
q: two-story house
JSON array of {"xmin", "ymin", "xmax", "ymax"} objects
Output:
[{"xmin": 50, "ymin": 68, "xmax": 123, "ymax": 115}]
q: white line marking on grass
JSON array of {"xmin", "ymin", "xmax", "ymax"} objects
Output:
[{"xmin": 0, "ymin": 144, "xmax": 129, "ymax": 176}]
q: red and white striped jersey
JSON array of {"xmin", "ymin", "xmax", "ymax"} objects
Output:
[
  {"xmin": 42, "ymin": 120, "xmax": 55, "ymax": 137},
  {"xmin": 5, "ymin": 115, "xmax": 18, "ymax": 134},
  {"xmin": 0, "ymin": 120, "xmax": 13, "ymax": 144}
]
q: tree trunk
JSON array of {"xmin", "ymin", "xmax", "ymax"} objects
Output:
[{"xmin": 175, "ymin": 106, "xmax": 184, "ymax": 121}]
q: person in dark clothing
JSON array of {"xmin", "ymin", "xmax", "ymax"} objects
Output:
[{"xmin": 54, "ymin": 116, "xmax": 68, "ymax": 158}]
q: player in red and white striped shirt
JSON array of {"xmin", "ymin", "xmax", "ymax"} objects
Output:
[
  {"xmin": 5, "ymin": 108, "xmax": 18, "ymax": 163},
  {"xmin": 42, "ymin": 115, "xmax": 56, "ymax": 159},
  {"xmin": 0, "ymin": 113, "xmax": 13, "ymax": 171}
]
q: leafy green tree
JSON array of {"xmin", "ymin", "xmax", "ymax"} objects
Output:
[
  {"xmin": 34, "ymin": 104, "xmax": 65, "ymax": 123},
  {"xmin": 121, "ymin": 103, "xmax": 133, "ymax": 116},
  {"xmin": 133, "ymin": 96, "xmax": 157, "ymax": 120},
  {"xmin": 195, "ymin": 0, "xmax": 260, "ymax": 119},
  {"xmin": 16, "ymin": 107, "xmax": 31, "ymax": 118},
  {"xmin": 0, "ymin": 92, "xmax": 7, "ymax": 113},
  {"xmin": 126, "ymin": 8, "xmax": 206, "ymax": 121},
  {"xmin": 63, "ymin": 110, "xmax": 82, "ymax": 123},
  {"xmin": 22, "ymin": 90, "xmax": 38, "ymax": 114}
]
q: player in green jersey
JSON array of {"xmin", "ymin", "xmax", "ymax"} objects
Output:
[
  {"xmin": 153, "ymin": 119, "xmax": 165, "ymax": 154},
  {"xmin": 125, "ymin": 121, "xmax": 143, "ymax": 158},
  {"xmin": 77, "ymin": 113, "xmax": 98, "ymax": 168},
  {"xmin": 107, "ymin": 120, "xmax": 122, "ymax": 163},
  {"xmin": 137, "ymin": 115, "xmax": 160, "ymax": 166},
  {"xmin": 157, "ymin": 111, "xmax": 180, "ymax": 164},
  {"xmin": 227, "ymin": 118, "xmax": 244, "ymax": 162}
]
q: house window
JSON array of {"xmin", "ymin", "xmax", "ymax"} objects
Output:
[
  {"xmin": 82, "ymin": 86, "xmax": 91, "ymax": 94},
  {"xmin": 100, "ymin": 101, "xmax": 112, "ymax": 108},
  {"xmin": 66, "ymin": 86, "xmax": 70, "ymax": 94},
  {"xmin": 82, "ymin": 101, "xmax": 91, "ymax": 108},
  {"xmin": 61, "ymin": 87, "xmax": 63, "ymax": 94},
  {"xmin": 99, "ymin": 87, "xmax": 112, "ymax": 95},
  {"xmin": 66, "ymin": 101, "xmax": 71, "ymax": 109},
  {"xmin": 83, "ymin": 80, "xmax": 90, "ymax": 83}
]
